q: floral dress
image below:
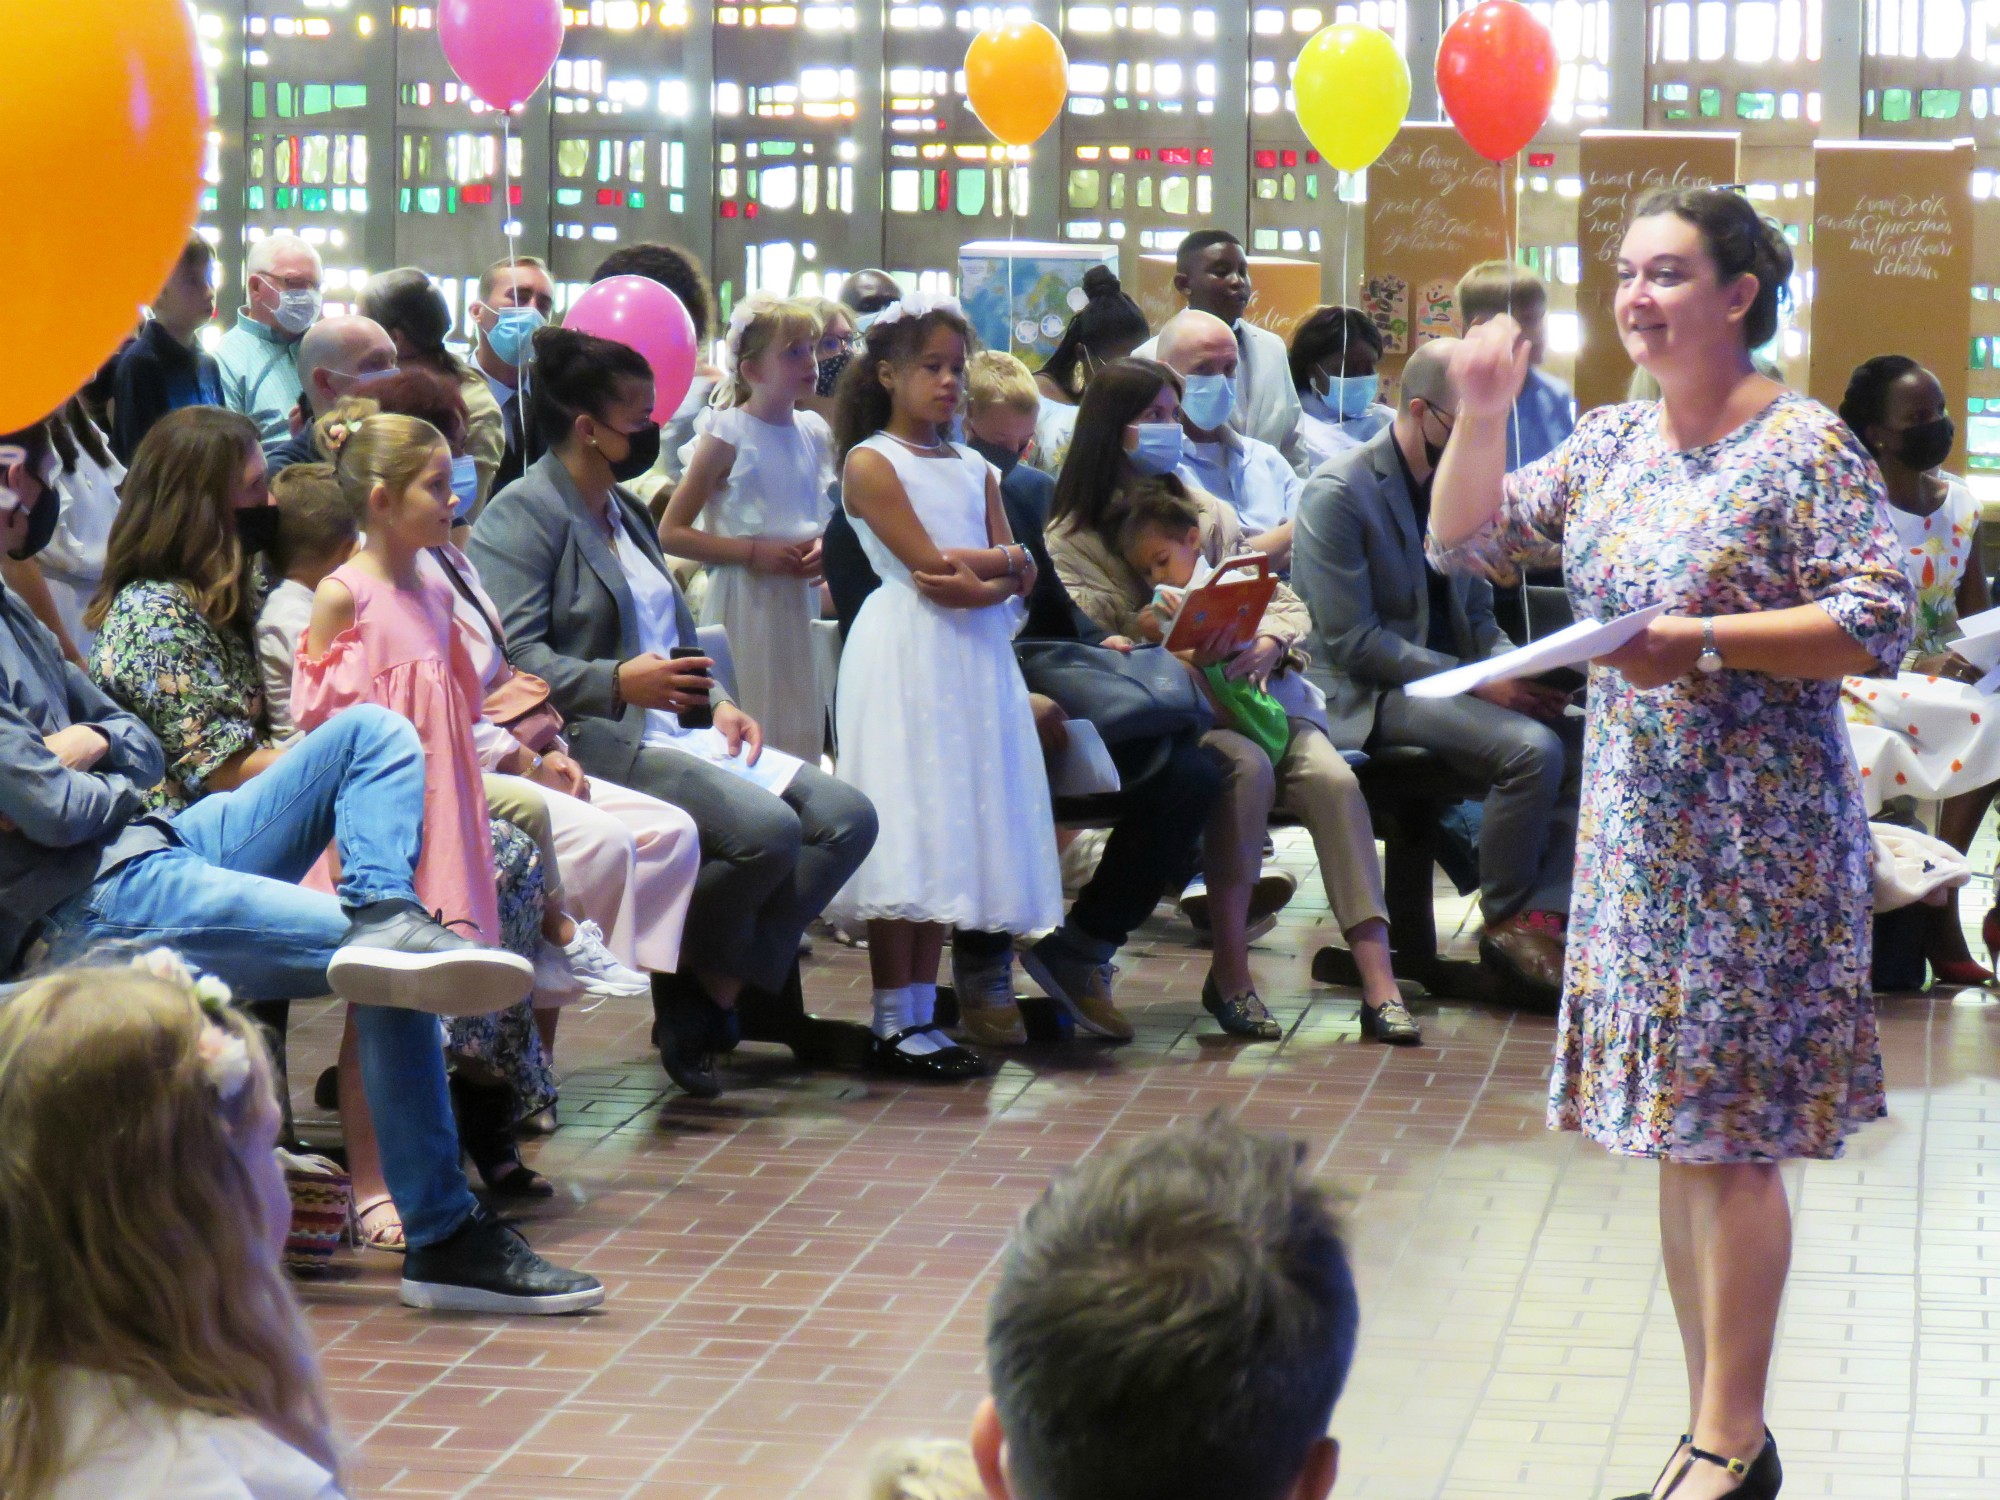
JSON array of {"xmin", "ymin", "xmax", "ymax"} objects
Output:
[
  {"xmin": 88, "ymin": 581, "xmax": 265, "ymax": 814},
  {"xmin": 1431, "ymin": 394, "xmax": 1914, "ymax": 1163}
]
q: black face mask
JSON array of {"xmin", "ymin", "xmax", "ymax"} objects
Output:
[
  {"xmin": 968, "ymin": 436, "xmax": 1024, "ymax": 477},
  {"xmin": 5, "ymin": 486, "xmax": 58, "ymax": 562},
  {"xmin": 1898, "ymin": 415, "xmax": 1955, "ymax": 474},
  {"xmin": 1421, "ymin": 407, "xmax": 1454, "ymax": 470},
  {"xmin": 235, "ymin": 504, "xmax": 283, "ymax": 555},
  {"xmin": 816, "ymin": 351, "xmax": 852, "ymax": 397},
  {"xmin": 608, "ymin": 421, "xmax": 662, "ymax": 483}
]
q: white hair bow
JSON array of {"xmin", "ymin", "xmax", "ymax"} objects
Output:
[{"xmin": 872, "ymin": 290, "xmax": 963, "ymax": 328}]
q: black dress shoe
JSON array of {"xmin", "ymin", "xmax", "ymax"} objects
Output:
[
  {"xmin": 650, "ymin": 974, "xmax": 723, "ymax": 1099},
  {"xmin": 871, "ymin": 1027, "xmax": 986, "ymax": 1082}
]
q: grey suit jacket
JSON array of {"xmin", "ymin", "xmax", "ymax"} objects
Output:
[
  {"xmin": 466, "ymin": 451, "xmax": 728, "ymax": 783},
  {"xmin": 1292, "ymin": 425, "xmax": 1512, "ymax": 751}
]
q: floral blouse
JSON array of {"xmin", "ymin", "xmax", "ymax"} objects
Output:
[{"xmin": 88, "ymin": 579, "xmax": 266, "ymax": 814}]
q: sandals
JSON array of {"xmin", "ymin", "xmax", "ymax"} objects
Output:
[
  {"xmin": 1622, "ymin": 1429, "xmax": 1781, "ymax": 1500},
  {"xmin": 352, "ymin": 1195, "xmax": 407, "ymax": 1254},
  {"xmin": 449, "ymin": 1074, "xmax": 555, "ymax": 1199}
]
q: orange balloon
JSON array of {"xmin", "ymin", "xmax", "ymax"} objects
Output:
[
  {"xmin": 965, "ymin": 23, "xmax": 1069, "ymax": 147},
  {"xmin": 0, "ymin": 3, "xmax": 206, "ymax": 429}
]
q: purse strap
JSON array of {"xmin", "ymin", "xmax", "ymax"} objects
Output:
[{"xmin": 429, "ymin": 547, "xmax": 508, "ymax": 650}]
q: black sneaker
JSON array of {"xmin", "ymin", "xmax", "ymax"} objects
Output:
[
  {"xmin": 400, "ymin": 1205, "xmax": 605, "ymax": 1314},
  {"xmin": 327, "ymin": 899, "xmax": 534, "ymax": 1015}
]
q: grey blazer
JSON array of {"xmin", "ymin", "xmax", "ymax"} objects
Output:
[
  {"xmin": 1291, "ymin": 425, "xmax": 1513, "ymax": 751},
  {"xmin": 466, "ymin": 451, "xmax": 728, "ymax": 783}
]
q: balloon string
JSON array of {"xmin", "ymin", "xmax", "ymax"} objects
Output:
[
  {"xmin": 1503, "ymin": 158, "xmax": 1530, "ymax": 644},
  {"xmin": 502, "ymin": 108, "xmax": 531, "ymax": 454}
]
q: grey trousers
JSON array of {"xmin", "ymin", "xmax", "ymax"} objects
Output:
[
  {"xmin": 582, "ymin": 747, "xmax": 877, "ymax": 992},
  {"xmin": 1370, "ymin": 689, "xmax": 1581, "ymax": 926}
]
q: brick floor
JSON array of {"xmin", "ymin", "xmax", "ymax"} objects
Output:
[{"xmin": 291, "ymin": 832, "xmax": 2000, "ymax": 1500}]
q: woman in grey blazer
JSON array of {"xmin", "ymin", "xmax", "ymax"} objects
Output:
[{"xmin": 469, "ymin": 328, "xmax": 876, "ymax": 1098}]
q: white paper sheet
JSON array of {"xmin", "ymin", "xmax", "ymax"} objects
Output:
[{"xmin": 1404, "ymin": 603, "xmax": 1671, "ymax": 699}]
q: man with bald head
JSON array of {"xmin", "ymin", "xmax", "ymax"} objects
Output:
[
  {"xmin": 263, "ymin": 315, "xmax": 398, "ymax": 472},
  {"xmin": 1156, "ymin": 309, "xmax": 1301, "ymax": 564},
  {"xmin": 1291, "ymin": 337, "xmax": 1580, "ymax": 996},
  {"xmin": 839, "ymin": 269, "xmax": 903, "ymax": 326}
]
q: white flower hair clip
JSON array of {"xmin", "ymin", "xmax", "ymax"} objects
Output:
[
  {"xmin": 724, "ymin": 293, "xmax": 785, "ymax": 358},
  {"xmin": 131, "ymin": 949, "xmax": 251, "ymax": 1104},
  {"xmin": 871, "ymin": 290, "xmax": 963, "ymax": 329}
]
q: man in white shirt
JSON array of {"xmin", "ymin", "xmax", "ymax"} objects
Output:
[
  {"xmin": 1134, "ymin": 230, "xmax": 1307, "ymax": 473},
  {"xmin": 216, "ymin": 233, "xmax": 323, "ymax": 445},
  {"xmin": 1157, "ymin": 310, "xmax": 1300, "ymax": 568},
  {"xmin": 469, "ymin": 254, "xmax": 558, "ymax": 493}
]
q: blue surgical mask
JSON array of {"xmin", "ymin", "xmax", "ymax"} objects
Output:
[
  {"xmin": 1180, "ymin": 372, "xmax": 1236, "ymax": 432},
  {"xmin": 1316, "ymin": 371, "xmax": 1380, "ymax": 421},
  {"xmin": 450, "ymin": 454, "xmax": 480, "ymax": 518},
  {"xmin": 1127, "ymin": 422, "xmax": 1185, "ymax": 476},
  {"xmin": 485, "ymin": 307, "xmax": 546, "ymax": 368},
  {"xmin": 853, "ymin": 309, "xmax": 882, "ymax": 333}
]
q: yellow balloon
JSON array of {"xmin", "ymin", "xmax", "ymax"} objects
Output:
[
  {"xmin": 0, "ymin": 2, "xmax": 207, "ymax": 430},
  {"xmin": 1293, "ymin": 24, "xmax": 1411, "ymax": 174},
  {"xmin": 965, "ymin": 23, "xmax": 1069, "ymax": 147}
]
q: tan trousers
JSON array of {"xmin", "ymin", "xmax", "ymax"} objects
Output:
[
  {"xmin": 1201, "ymin": 722, "xmax": 1389, "ymax": 936},
  {"xmin": 481, "ymin": 773, "xmax": 565, "ymax": 908}
]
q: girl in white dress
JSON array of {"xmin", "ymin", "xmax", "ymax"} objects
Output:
[
  {"xmin": 831, "ymin": 293, "xmax": 1063, "ymax": 1079},
  {"xmin": 660, "ymin": 293, "xmax": 833, "ymax": 760},
  {"xmin": 0, "ymin": 954, "xmax": 345, "ymax": 1499}
]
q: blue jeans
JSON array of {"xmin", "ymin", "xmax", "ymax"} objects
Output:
[{"xmin": 43, "ymin": 706, "xmax": 476, "ymax": 1248}]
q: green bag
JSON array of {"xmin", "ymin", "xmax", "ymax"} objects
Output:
[{"xmin": 1202, "ymin": 664, "xmax": 1292, "ymax": 763}]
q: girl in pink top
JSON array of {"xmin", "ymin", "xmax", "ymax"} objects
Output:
[{"xmin": 294, "ymin": 414, "xmax": 498, "ymax": 940}]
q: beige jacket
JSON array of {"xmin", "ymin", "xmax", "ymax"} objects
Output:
[
  {"xmin": 1045, "ymin": 488, "xmax": 1310, "ymax": 649},
  {"xmin": 457, "ymin": 365, "xmax": 507, "ymax": 512}
]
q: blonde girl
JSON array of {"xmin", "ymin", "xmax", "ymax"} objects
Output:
[
  {"xmin": 659, "ymin": 293, "xmax": 834, "ymax": 759},
  {"xmin": 0, "ymin": 954, "xmax": 342, "ymax": 1499}
]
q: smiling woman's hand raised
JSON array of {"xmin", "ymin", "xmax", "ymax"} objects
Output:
[{"xmin": 1453, "ymin": 315, "xmax": 1533, "ymax": 420}]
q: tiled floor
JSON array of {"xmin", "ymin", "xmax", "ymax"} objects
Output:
[{"xmin": 292, "ymin": 833, "xmax": 2000, "ymax": 1500}]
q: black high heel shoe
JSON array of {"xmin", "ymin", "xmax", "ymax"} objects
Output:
[
  {"xmin": 1645, "ymin": 1430, "xmax": 1781, "ymax": 1500},
  {"xmin": 449, "ymin": 1073, "xmax": 554, "ymax": 1199}
]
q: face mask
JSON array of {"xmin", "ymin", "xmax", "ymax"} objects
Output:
[
  {"xmin": 606, "ymin": 421, "xmax": 662, "ymax": 483},
  {"xmin": 486, "ymin": 307, "xmax": 546, "ymax": 368},
  {"xmin": 1, "ymin": 467, "xmax": 57, "ymax": 563},
  {"xmin": 1897, "ymin": 415, "xmax": 1955, "ymax": 473},
  {"xmin": 267, "ymin": 283, "xmax": 322, "ymax": 337},
  {"xmin": 450, "ymin": 454, "xmax": 481, "ymax": 518},
  {"xmin": 853, "ymin": 309, "xmax": 882, "ymax": 333},
  {"xmin": 1127, "ymin": 422, "xmax": 1185, "ymax": 476},
  {"xmin": 1421, "ymin": 407, "xmax": 1455, "ymax": 470},
  {"xmin": 330, "ymin": 364, "xmax": 398, "ymax": 396},
  {"xmin": 969, "ymin": 436, "xmax": 1024, "ymax": 477},
  {"xmin": 234, "ymin": 505, "xmax": 283, "ymax": 555},
  {"xmin": 1180, "ymin": 372, "xmax": 1236, "ymax": 432},
  {"xmin": 1316, "ymin": 371, "xmax": 1380, "ymax": 420},
  {"xmin": 816, "ymin": 350, "xmax": 852, "ymax": 397}
]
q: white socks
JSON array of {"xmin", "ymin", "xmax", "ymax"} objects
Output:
[{"xmin": 872, "ymin": 984, "xmax": 945, "ymax": 1054}]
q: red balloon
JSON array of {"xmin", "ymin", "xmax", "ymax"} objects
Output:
[{"xmin": 1436, "ymin": 0, "xmax": 1558, "ymax": 162}]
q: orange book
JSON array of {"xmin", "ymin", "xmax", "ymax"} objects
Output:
[{"xmin": 1163, "ymin": 553, "xmax": 1278, "ymax": 656}]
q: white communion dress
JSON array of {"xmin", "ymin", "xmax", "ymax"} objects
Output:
[
  {"xmin": 691, "ymin": 403, "xmax": 834, "ymax": 760},
  {"xmin": 830, "ymin": 433, "xmax": 1062, "ymax": 934}
]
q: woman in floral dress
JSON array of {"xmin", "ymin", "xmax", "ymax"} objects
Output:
[{"xmin": 1430, "ymin": 190, "xmax": 1913, "ymax": 1500}]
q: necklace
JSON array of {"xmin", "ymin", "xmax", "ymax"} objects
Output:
[{"xmin": 885, "ymin": 430, "xmax": 950, "ymax": 456}]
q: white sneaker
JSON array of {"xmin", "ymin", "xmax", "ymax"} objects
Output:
[{"xmin": 538, "ymin": 919, "xmax": 649, "ymax": 1000}]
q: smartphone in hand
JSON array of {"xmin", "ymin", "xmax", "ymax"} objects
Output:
[{"xmin": 670, "ymin": 645, "xmax": 714, "ymax": 729}]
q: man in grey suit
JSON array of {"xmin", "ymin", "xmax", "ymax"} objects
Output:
[
  {"xmin": 1291, "ymin": 338, "xmax": 1577, "ymax": 993},
  {"xmin": 470, "ymin": 389, "xmax": 877, "ymax": 1096}
]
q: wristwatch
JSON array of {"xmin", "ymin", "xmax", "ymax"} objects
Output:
[{"xmin": 1696, "ymin": 618, "xmax": 1726, "ymax": 673}]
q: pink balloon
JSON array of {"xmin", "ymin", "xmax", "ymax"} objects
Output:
[
  {"xmin": 563, "ymin": 275, "xmax": 699, "ymax": 423},
  {"xmin": 437, "ymin": 0, "xmax": 565, "ymax": 112}
]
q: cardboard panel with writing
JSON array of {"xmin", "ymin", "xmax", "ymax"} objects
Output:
[
  {"xmin": 1575, "ymin": 131, "xmax": 1740, "ymax": 413},
  {"xmin": 1809, "ymin": 142, "xmax": 1973, "ymax": 472},
  {"xmin": 1130, "ymin": 253, "xmax": 1324, "ymax": 343},
  {"xmin": 1363, "ymin": 124, "xmax": 1511, "ymax": 396}
]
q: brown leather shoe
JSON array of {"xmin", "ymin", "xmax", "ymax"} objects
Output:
[{"xmin": 1479, "ymin": 913, "xmax": 1565, "ymax": 996}]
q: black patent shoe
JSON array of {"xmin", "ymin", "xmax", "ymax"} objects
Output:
[
  {"xmin": 449, "ymin": 1073, "xmax": 554, "ymax": 1199},
  {"xmin": 1201, "ymin": 973, "xmax": 1282, "ymax": 1040},
  {"xmin": 1647, "ymin": 1431, "xmax": 1781, "ymax": 1500},
  {"xmin": 1359, "ymin": 996, "xmax": 1423, "ymax": 1046},
  {"xmin": 871, "ymin": 1027, "xmax": 986, "ymax": 1082}
]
